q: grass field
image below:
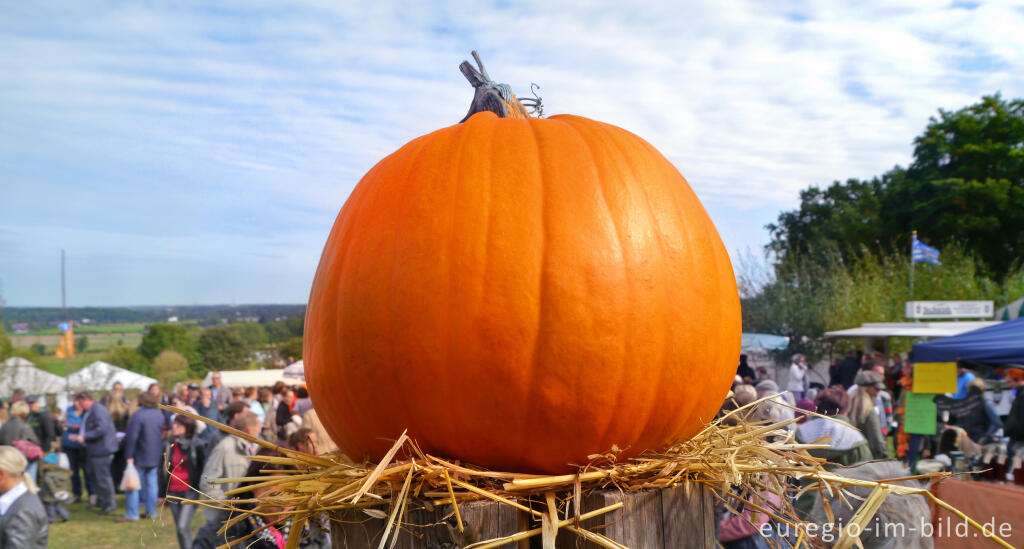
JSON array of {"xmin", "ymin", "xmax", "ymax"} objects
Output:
[{"xmin": 50, "ymin": 494, "xmax": 202, "ymax": 549}]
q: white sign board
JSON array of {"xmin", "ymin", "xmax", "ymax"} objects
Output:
[{"xmin": 905, "ymin": 300, "xmax": 993, "ymax": 319}]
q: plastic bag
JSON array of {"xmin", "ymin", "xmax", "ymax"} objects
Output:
[{"xmin": 120, "ymin": 462, "xmax": 141, "ymax": 491}]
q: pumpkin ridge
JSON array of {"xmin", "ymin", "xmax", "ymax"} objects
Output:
[
  {"xmin": 553, "ymin": 116, "xmax": 634, "ymax": 452},
  {"xmin": 521, "ymin": 116, "xmax": 550, "ymax": 471},
  {"xmin": 323, "ymin": 155, "xmax": 406, "ymax": 456},
  {"xmin": 640, "ymin": 137, "xmax": 737, "ymax": 444},
  {"xmin": 571, "ymin": 116, "xmax": 678, "ymax": 451}
]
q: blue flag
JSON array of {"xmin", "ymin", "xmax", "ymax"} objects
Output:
[{"xmin": 912, "ymin": 234, "xmax": 941, "ymax": 265}]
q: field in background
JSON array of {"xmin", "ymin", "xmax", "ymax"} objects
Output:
[{"xmin": 10, "ymin": 323, "xmax": 146, "ymax": 374}]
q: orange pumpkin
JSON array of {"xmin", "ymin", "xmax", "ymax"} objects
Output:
[{"xmin": 305, "ymin": 55, "xmax": 741, "ymax": 473}]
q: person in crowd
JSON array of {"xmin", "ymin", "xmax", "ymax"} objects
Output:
[
  {"xmin": 300, "ymin": 408, "xmax": 338, "ymax": 456},
  {"xmin": 796, "ymin": 387, "xmax": 871, "ymax": 466},
  {"xmin": 61, "ymin": 399, "xmax": 89, "ymax": 504},
  {"xmin": 0, "ymin": 402, "xmax": 39, "ymax": 448},
  {"xmin": 288, "ymin": 428, "xmax": 318, "ymax": 455},
  {"xmin": 26, "ymin": 396, "xmax": 56, "ymax": 454},
  {"xmin": 848, "ymin": 371, "xmax": 889, "ymax": 459},
  {"xmin": 210, "ymin": 373, "xmax": 232, "ymax": 411},
  {"xmin": 795, "ymin": 398, "xmax": 815, "ymax": 424},
  {"xmin": 952, "ymin": 364, "xmax": 976, "ymax": 400},
  {"xmin": 119, "ymin": 392, "xmax": 164, "ymax": 523},
  {"xmin": 293, "ymin": 387, "xmax": 313, "ymax": 417},
  {"xmin": 753, "ymin": 380, "xmax": 795, "ymax": 430},
  {"xmin": 146, "ymin": 383, "xmax": 163, "ymax": 402},
  {"xmin": 102, "ymin": 382, "xmax": 131, "ymax": 490},
  {"xmin": 0, "ymin": 446, "xmax": 48, "ymax": 548},
  {"xmin": 167, "ymin": 395, "xmax": 199, "ymax": 429},
  {"xmin": 193, "ymin": 412, "xmax": 263, "ymax": 549},
  {"xmin": 953, "ymin": 378, "xmax": 1002, "ymax": 445},
  {"xmin": 787, "ymin": 353, "xmax": 809, "ymax": 400},
  {"xmin": 218, "ymin": 448, "xmax": 329, "ymax": 549},
  {"xmin": 69, "ymin": 391, "xmax": 118, "ymax": 515},
  {"xmin": 837, "ymin": 350, "xmax": 861, "ymax": 389},
  {"xmin": 275, "ymin": 387, "xmax": 296, "ymax": 441},
  {"xmin": 717, "ymin": 482, "xmax": 784, "ymax": 548},
  {"xmin": 754, "ymin": 366, "xmax": 774, "ymax": 382},
  {"xmin": 164, "ymin": 415, "xmax": 201, "ymax": 549},
  {"xmin": 191, "ymin": 388, "xmax": 218, "ymax": 461},
  {"xmin": 735, "ymin": 354, "xmax": 756, "ymax": 384},
  {"xmin": 1004, "ymin": 375, "xmax": 1024, "ymax": 480},
  {"xmin": 10, "ymin": 389, "xmax": 26, "ymax": 404},
  {"xmin": 186, "ymin": 383, "xmax": 200, "ymax": 407},
  {"xmin": 246, "ymin": 387, "xmax": 265, "ymax": 423},
  {"xmin": 828, "ymin": 357, "xmax": 841, "ymax": 387},
  {"xmin": 0, "ymin": 402, "xmax": 41, "ymax": 482}
]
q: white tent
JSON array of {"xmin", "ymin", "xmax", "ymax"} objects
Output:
[
  {"xmin": 66, "ymin": 361, "xmax": 158, "ymax": 392},
  {"xmin": 283, "ymin": 360, "xmax": 304, "ymax": 381},
  {"xmin": 201, "ymin": 369, "xmax": 289, "ymax": 389},
  {"xmin": 0, "ymin": 357, "xmax": 67, "ymax": 395}
]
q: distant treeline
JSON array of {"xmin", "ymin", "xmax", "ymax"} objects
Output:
[{"xmin": 1, "ymin": 304, "xmax": 306, "ymax": 331}]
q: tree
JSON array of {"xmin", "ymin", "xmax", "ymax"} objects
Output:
[
  {"xmin": 768, "ymin": 94, "xmax": 1024, "ymax": 280},
  {"xmin": 279, "ymin": 336, "xmax": 303, "ymax": 363},
  {"xmin": 30, "ymin": 342, "xmax": 46, "ymax": 356},
  {"xmin": 0, "ymin": 324, "xmax": 12, "ymax": 360},
  {"xmin": 151, "ymin": 350, "xmax": 189, "ymax": 388},
  {"xmin": 138, "ymin": 323, "xmax": 198, "ymax": 364},
  {"xmin": 230, "ymin": 322, "xmax": 267, "ymax": 350},
  {"xmin": 104, "ymin": 345, "xmax": 150, "ymax": 374},
  {"xmin": 75, "ymin": 335, "xmax": 89, "ymax": 352},
  {"xmin": 197, "ymin": 326, "xmax": 249, "ymax": 373}
]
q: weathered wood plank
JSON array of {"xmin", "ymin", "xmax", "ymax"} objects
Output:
[{"xmin": 332, "ymin": 484, "xmax": 714, "ymax": 549}]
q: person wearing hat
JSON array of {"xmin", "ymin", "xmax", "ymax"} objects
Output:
[
  {"xmin": 185, "ymin": 383, "xmax": 200, "ymax": 407},
  {"xmin": 26, "ymin": 396, "xmax": 56, "ymax": 455},
  {"xmin": 849, "ymin": 370, "xmax": 889, "ymax": 459}
]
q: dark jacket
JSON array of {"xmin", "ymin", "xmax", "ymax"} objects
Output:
[
  {"xmin": 0, "ymin": 417, "xmax": 39, "ymax": 447},
  {"xmin": 0, "ymin": 489, "xmax": 49, "ymax": 548},
  {"xmin": 160, "ymin": 436, "xmax": 201, "ymax": 494},
  {"xmin": 82, "ymin": 401, "xmax": 119, "ymax": 457},
  {"xmin": 1006, "ymin": 388, "xmax": 1024, "ymax": 442},
  {"xmin": 124, "ymin": 406, "xmax": 166, "ymax": 468},
  {"xmin": 28, "ymin": 410, "xmax": 56, "ymax": 453}
]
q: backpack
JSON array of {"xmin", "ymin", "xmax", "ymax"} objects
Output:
[{"xmin": 12, "ymin": 439, "xmax": 43, "ymax": 461}]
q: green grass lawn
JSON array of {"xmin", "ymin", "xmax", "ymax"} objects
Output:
[{"xmin": 49, "ymin": 494, "xmax": 203, "ymax": 549}]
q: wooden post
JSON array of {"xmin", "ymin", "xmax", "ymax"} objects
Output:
[{"xmin": 330, "ymin": 483, "xmax": 715, "ymax": 549}]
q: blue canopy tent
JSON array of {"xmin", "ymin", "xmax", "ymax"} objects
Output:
[
  {"xmin": 912, "ymin": 317, "xmax": 1024, "ymax": 364},
  {"xmin": 741, "ymin": 333, "xmax": 789, "ymax": 351}
]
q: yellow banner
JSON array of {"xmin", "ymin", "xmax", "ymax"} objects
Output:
[
  {"xmin": 912, "ymin": 362, "xmax": 957, "ymax": 393},
  {"xmin": 55, "ymin": 325, "xmax": 75, "ymax": 358}
]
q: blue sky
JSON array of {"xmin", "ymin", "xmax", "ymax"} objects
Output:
[{"xmin": 2, "ymin": 1, "xmax": 1022, "ymax": 307}]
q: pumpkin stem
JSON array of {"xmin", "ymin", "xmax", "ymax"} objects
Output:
[{"xmin": 459, "ymin": 51, "xmax": 541, "ymax": 122}]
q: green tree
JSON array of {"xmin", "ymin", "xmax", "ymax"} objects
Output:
[
  {"xmin": 230, "ymin": 322, "xmax": 267, "ymax": 349},
  {"xmin": 75, "ymin": 335, "xmax": 89, "ymax": 353},
  {"xmin": 30, "ymin": 342, "xmax": 47, "ymax": 356},
  {"xmin": 151, "ymin": 349, "xmax": 189, "ymax": 388},
  {"xmin": 197, "ymin": 326, "xmax": 249, "ymax": 373},
  {"xmin": 138, "ymin": 323, "xmax": 198, "ymax": 363},
  {"xmin": 768, "ymin": 94, "xmax": 1024, "ymax": 279},
  {"xmin": 104, "ymin": 345, "xmax": 150, "ymax": 374},
  {"xmin": 0, "ymin": 324, "xmax": 12, "ymax": 360},
  {"xmin": 278, "ymin": 336, "xmax": 303, "ymax": 363}
]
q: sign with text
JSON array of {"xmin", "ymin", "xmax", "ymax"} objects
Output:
[
  {"xmin": 905, "ymin": 300, "xmax": 993, "ymax": 319},
  {"xmin": 904, "ymin": 392, "xmax": 938, "ymax": 435},
  {"xmin": 913, "ymin": 362, "xmax": 958, "ymax": 394}
]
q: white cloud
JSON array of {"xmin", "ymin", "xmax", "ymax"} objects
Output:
[{"xmin": 1, "ymin": 0, "xmax": 1022, "ymax": 304}]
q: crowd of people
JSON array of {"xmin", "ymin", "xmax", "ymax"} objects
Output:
[
  {"xmin": 0, "ymin": 372, "xmax": 335, "ymax": 548},
  {"xmin": 719, "ymin": 351, "xmax": 1024, "ymax": 547}
]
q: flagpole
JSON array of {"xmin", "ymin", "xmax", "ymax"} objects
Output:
[
  {"xmin": 910, "ymin": 231, "xmax": 916, "ymax": 303},
  {"xmin": 62, "ymin": 249, "xmax": 70, "ymax": 391}
]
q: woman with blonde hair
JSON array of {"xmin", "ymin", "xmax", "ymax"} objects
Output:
[
  {"xmin": 849, "ymin": 370, "xmax": 889, "ymax": 459},
  {"xmin": 0, "ymin": 445, "xmax": 48, "ymax": 547}
]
